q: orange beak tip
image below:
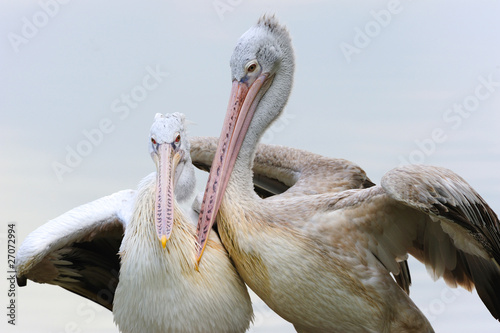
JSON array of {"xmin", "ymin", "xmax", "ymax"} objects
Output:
[{"xmin": 161, "ymin": 235, "xmax": 167, "ymax": 248}]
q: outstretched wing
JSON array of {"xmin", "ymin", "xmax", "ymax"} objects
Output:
[
  {"xmin": 325, "ymin": 164, "xmax": 500, "ymax": 320},
  {"xmin": 16, "ymin": 189, "xmax": 136, "ymax": 310},
  {"xmin": 190, "ymin": 136, "xmax": 374, "ymax": 197}
]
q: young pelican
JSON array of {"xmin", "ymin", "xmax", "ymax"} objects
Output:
[
  {"xmin": 16, "ymin": 113, "xmax": 253, "ymax": 333},
  {"xmin": 194, "ymin": 16, "xmax": 500, "ymax": 332}
]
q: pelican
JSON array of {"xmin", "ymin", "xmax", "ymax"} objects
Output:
[
  {"xmin": 16, "ymin": 113, "xmax": 253, "ymax": 333},
  {"xmin": 194, "ymin": 15, "xmax": 500, "ymax": 332}
]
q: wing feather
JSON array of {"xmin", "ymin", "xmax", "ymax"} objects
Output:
[
  {"xmin": 329, "ymin": 164, "xmax": 500, "ymax": 319},
  {"xmin": 190, "ymin": 136, "xmax": 374, "ymax": 197},
  {"xmin": 16, "ymin": 189, "xmax": 135, "ymax": 310}
]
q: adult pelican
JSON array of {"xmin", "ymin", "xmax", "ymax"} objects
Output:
[
  {"xmin": 194, "ymin": 15, "xmax": 500, "ymax": 332},
  {"xmin": 16, "ymin": 113, "xmax": 253, "ymax": 333}
]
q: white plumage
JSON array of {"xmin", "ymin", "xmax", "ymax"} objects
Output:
[{"xmin": 16, "ymin": 113, "xmax": 253, "ymax": 333}]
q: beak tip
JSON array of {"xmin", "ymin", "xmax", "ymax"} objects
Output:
[
  {"xmin": 195, "ymin": 243, "xmax": 207, "ymax": 267},
  {"xmin": 161, "ymin": 235, "xmax": 167, "ymax": 248}
]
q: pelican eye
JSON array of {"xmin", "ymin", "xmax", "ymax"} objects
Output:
[
  {"xmin": 247, "ymin": 63, "xmax": 257, "ymax": 73},
  {"xmin": 151, "ymin": 138, "xmax": 157, "ymax": 145},
  {"xmin": 174, "ymin": 133, "xmax": 181, "ymax": 144},
  {"xmin": 245, "ymin": 61, "xmax": 259, "ymax": 74}
]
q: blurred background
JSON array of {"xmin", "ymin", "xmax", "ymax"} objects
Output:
[{"xmin": 1, "ymin": 0, "xmax": 499, "ymax": 332}]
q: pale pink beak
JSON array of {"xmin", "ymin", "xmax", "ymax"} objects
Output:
[
  {"xmin": 155, "ymin": 143, "xmax": 182, "ymax": 248},
  {"xmin": 195, "ymin": 73, "xmax": 270, "ymax": 263}
]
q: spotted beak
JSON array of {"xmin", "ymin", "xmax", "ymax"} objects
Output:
[
  {"xmin": 154, "ymin": 143, "xmax": 183, "ymax": 248},
  {"xmin": 195, "ymin": 73, "xmax": 272, "ymax": 263}
]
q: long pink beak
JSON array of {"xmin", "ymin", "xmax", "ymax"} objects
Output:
[
  {"xmin": 195, "ymin": 73, "xmax": 269, "ymax": 263},
  {"xmin": 155, "ymin": 143, "xmax": 179, "ymax": 248}
]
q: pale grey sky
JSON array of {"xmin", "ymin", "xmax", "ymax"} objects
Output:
[{"xmin": 1, "ymin": 1, "xmax": 499, "ymax": 332}]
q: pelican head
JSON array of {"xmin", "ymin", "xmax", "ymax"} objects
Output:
[
  {"xmin": 150, "ymin": 112, "xmax": 195, "ymax": 248},
  {"xmin": 228, "ymin": 15, "xmax": 295, "ymax": 137},
  {"xmin": 196, "ymin": 15, "xmax": 295, "ymax": 261}
]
